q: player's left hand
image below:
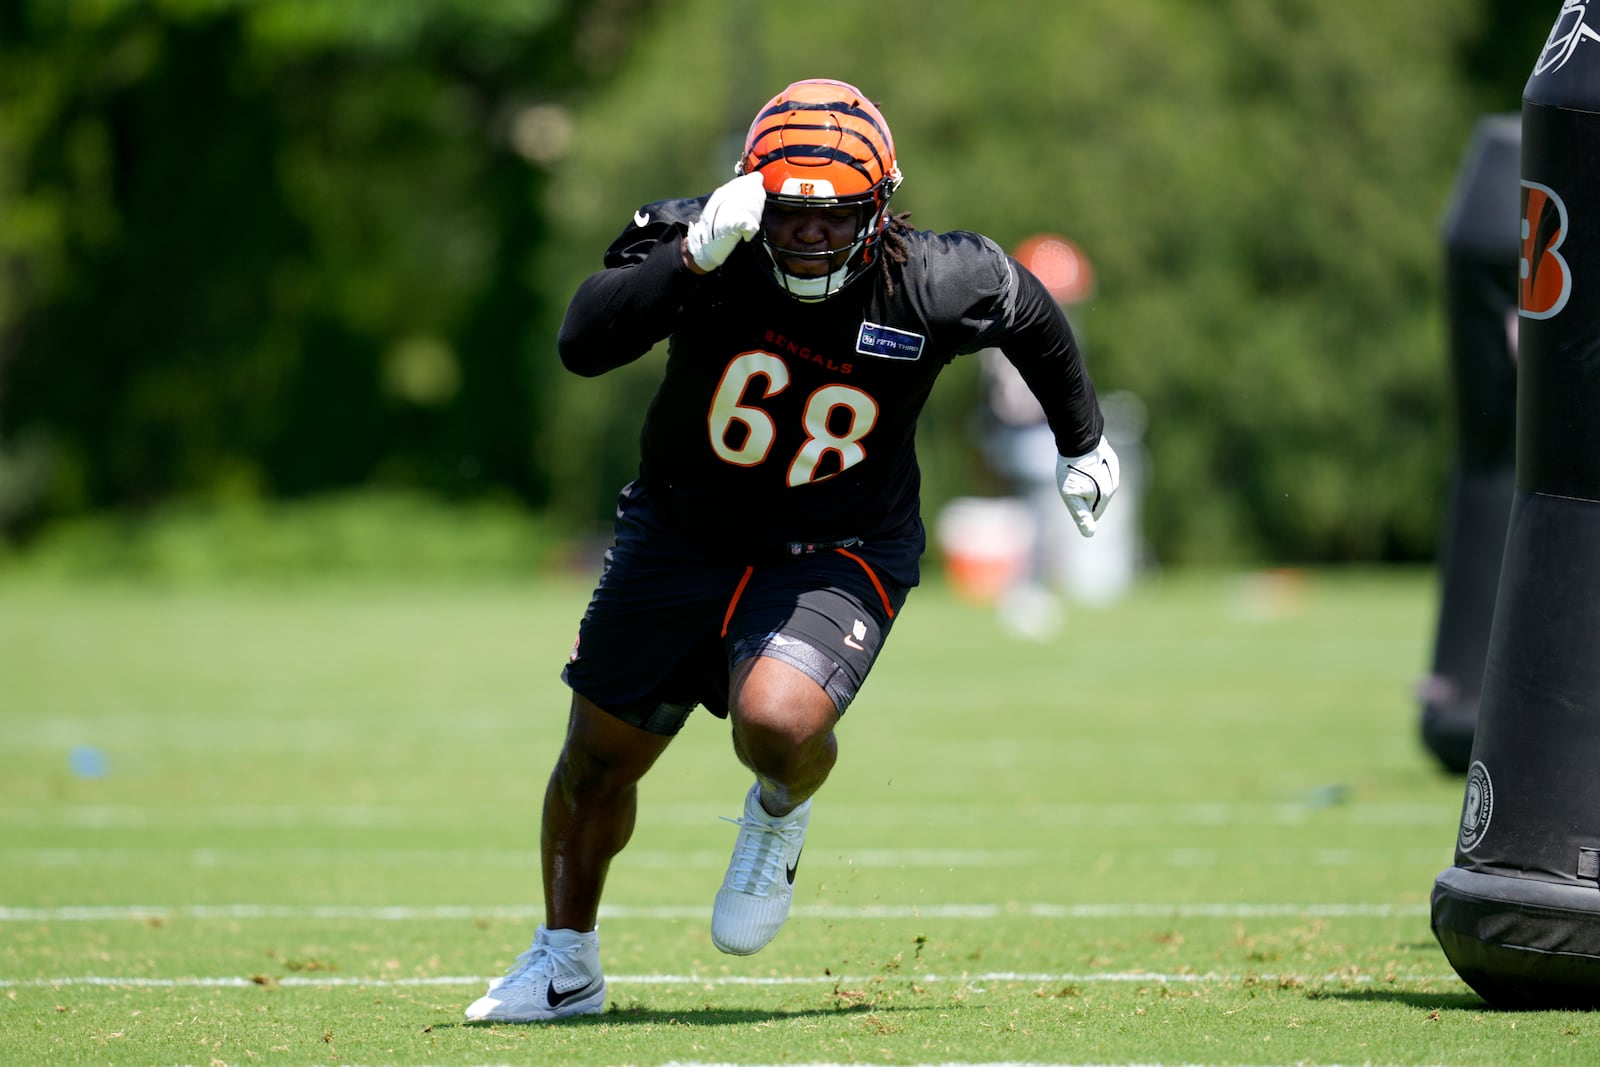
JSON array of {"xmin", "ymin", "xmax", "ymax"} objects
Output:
[{"xmin": 1057, "ymin": 435, "xmax": 1120, "ymax": 537}]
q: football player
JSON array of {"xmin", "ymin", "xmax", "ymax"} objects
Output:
[{"xmin": 466, "ymin": 78, "xmax": 1119, "ymax": 1023}]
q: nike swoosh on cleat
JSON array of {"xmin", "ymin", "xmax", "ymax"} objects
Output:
[
  {"xmin": 546, "ymin": 977, "xmax": 603, "ymax": 1009},
  {"xmin": 787, "ymin": 849, "xmax": 802, "ymax": 885},
  {"xmin": 633, "ymin": 209, "xmax": 649, "ymax": 228}
]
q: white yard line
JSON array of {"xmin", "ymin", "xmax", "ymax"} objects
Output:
[
  {"xmin": 0, "ymin": 846, "xmax": 1449, "ymax": 869},
  {"xmin": 0, "ymin": 800, "xmax": 1455, "ymax": 829},
  {"xmin": 633, "ymin": 1062, "xmax": 1472, "ymax": 1067},
  {"xmin": 0, "ymin": 901, "xmax": 1430, "ymax": 922},
  {"xmin": 623, "ymin": 1062, "xmax": 1471, "ymax": 1067},
  {"xmin": 608, "ymin": 1062, "xmax": 1468, "ymax": 1067},
  {"xmin": 0, "ymin": 970, "xmax": 1448, "ymax": 990}
]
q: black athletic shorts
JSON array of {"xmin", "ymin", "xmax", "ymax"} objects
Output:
[{"xmin": 561, "ymin": 481, "xmax": 922, "ymax": 735}]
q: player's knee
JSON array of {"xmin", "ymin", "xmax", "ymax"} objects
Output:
[
  {"xmin": 553, "ymin": 742, "xmax": 644, "ymax": 804},
  {"xmin": 554, "ymin": 695, "xmax": 667, "ymax": 794},
  {"xmin": 553, "ymin": 722, "xmax": 657, "ymax": 796},
  {"xmin": 552, "ymin": 743, "xmax": 606, "ymax": 796},
  {"xmin": 730, "ymin": 692, "xmax": 834, "ymax": 759}
]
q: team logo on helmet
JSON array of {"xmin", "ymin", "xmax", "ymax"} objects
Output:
[
  {"xmin": 1520, "ymin": 180, "xmax": 1572, "ymax": 320},
  {"xmin": 1535, "ymin": 1, "xmax": 1600, "ymax": 76}
]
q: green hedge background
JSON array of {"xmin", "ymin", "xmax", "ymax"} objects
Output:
[{"xmin": 0, "ymin": 0, "xmax": 1560, "ymax": 568}]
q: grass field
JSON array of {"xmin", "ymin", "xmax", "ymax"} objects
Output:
[{"xmin": 2, "ymin": 566, "xmax": 1593, "ymax": 1066}]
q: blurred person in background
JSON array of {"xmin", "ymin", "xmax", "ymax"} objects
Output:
[
  {"xmin": 975, "ymin": 235, "xmax": 1096, "ymax": 639},
  {"xmin": 466, "ymin": 77, "xmax": 1118, "ymax": 1023}
]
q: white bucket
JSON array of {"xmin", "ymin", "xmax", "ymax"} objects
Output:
[{"xmin": 934, "ymin": 497, "xmax": 1035, "ymax": 604}]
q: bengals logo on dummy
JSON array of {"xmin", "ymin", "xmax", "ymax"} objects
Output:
[{"xmin": 1520, "ymin": 180, "xmax": 1573, "ymax": 319}]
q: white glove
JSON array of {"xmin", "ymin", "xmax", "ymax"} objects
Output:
[
  {"xmin": 685, "ymin": 171, "xmax": 766, "ymax": 273},
  {"xmin": 1057, "ymin": 435, "xmax": 1120, "ymax": 537}
]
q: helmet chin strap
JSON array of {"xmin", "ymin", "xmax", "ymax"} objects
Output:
[
  {"xmin": 782, "ymin": 271, "xmax": 845, "ymax": 302},
  {"xmin": 773, "ymin": 243, "xmax": 862, "ymax": 302},
  {"xmin": 758, "ymin": 216, "xmax": 879, "ymax": 301}
]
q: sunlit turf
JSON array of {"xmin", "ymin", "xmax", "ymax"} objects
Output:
[{"xmin": 4, "ymin": 568, "xmax": 1595, "ymax": 1065}]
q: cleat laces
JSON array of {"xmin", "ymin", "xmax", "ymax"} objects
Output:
[
  {"xmin": 720, "ymin": 812, "xmax": 805, "ymax": 896},
  {"xmin": 497, "ymin": 939, "xmax": 591, "ymax": 996},
  {"xmin": 485, "ymin": 944, "xmax": 537, "ymax": 991}
]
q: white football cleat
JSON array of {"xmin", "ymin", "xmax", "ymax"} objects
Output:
[
  {"xmin": 464, "ymin": 925, "xmax": 605, "ymax": 1023},
  {"xmin": 711, "ymin": 783, "xmax": 811, "ymax": 955}
]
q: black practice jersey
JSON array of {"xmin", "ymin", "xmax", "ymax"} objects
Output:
[{"xmin": 558, "ymin": 195, "xmax": 1104, "ymax": 551}]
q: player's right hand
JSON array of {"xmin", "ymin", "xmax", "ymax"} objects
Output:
[{"xmin": 685, "ymin": 172, "xmax": 766, "ymax": 273}]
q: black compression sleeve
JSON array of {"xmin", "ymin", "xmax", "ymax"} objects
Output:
[
  {"xmin": 556, "ymin": 237, "xmax": 702, "ymax": 377},
  {"xmin": 997, "ymin": 261, "xmax": 1104, "ymax": 456}
]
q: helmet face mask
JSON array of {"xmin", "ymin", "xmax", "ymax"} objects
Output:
[
  {"xmin": 737, "ymin": 79, "xmax": 902, "ymax": 302},
  {"xmin": 757, "ymin": 199, "xmax": 875, "ymax": 301}
]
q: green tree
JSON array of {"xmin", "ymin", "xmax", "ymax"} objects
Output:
[
  {"xmin": 0, "ymin": 0, "xmax": 655, "ymax": 534},
  {"xmin": 0, "ymin": 0, "xmax": 1567, "ymax": 566}
]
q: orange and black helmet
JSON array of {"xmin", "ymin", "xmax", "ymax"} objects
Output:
[{"xmin": 736, "ymin": 78, "xmax": 904, "ymax": 300}]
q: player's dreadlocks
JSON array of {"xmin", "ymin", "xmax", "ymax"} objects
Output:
[{"xmin": 877, "ymin": 212, "xmax": 914, "ymax": 297}]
